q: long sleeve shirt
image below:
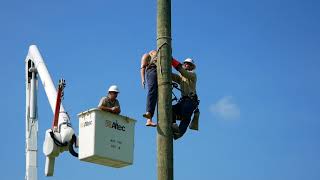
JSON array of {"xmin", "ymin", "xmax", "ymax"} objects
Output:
[{"xmin": 172, "ymin": 67, "xmax": 197, "ymax": 97}]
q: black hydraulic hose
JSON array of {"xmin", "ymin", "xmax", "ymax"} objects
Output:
[
  {"xmin": 49, "ymin": 131, "xmax": 68, "ymax": 147},
  {"xmin": 68, "ymin": 134, "xmax": 78, "ymax": 157}
]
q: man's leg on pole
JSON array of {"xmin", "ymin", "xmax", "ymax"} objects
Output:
[
  {"xmin": 145, "ymin": 67, "xmax": 158, "ymax": 127},
  {"xmin": 176, "ymin": 99, "xmax": 197, "ymax": 139},
  {"xmin": 146, "ymin": 68, "xmax": 158, "ymax": 117}
]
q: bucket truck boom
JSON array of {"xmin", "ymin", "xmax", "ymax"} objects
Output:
[{"xmin": 25, "ymin": 45, "xmax": 77, "ymax": 180}]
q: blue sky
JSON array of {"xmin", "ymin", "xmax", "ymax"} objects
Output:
[{"xmin": 1, "ymin": 0, "xmax": 320, "ymax": 179}]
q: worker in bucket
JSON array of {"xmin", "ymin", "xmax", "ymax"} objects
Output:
[
  {"xmin": 98, "ymin": 85, "xmax": 121, "ymax": 114},
  {"xmin": 171, "ymin": 58, "xmax": 199, "ymax": 140},
  {"xmin": 140, "ymin": 50, "xmax": 158, "ymax": 127}
]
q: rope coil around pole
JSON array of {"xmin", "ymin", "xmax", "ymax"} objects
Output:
[{"xmin": 157, "ymin": 36, "xmax": 172, "ymax": 41}]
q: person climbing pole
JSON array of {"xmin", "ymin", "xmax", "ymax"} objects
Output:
[
  {"xmin": 140, "ymin": 50, "xmax": 158, "ymax": 127},
  {"xmin": 171, "ymin": 58, "xmax": 199, "ymax": 139}
]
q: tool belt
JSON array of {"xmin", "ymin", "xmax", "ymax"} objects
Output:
[
  {"xmin": 187, "ymin": 94, "xmax": 200, "ymax": 131},
  {"xmin": 180, "ymin": 94, "xmax": 199, "ymax": 106}
]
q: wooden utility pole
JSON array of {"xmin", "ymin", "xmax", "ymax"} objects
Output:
[{"xmin": 156, "ymin": 0, "xmax": 173, "ymax": 180}]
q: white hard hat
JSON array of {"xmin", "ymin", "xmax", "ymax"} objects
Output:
[
  {"xmin": 184, "ymin": 58, "xmax": 196, "ymax": 68},
  {"xmin": 108, "ymin": 85, "xmax": 120, "ymax": 93}
]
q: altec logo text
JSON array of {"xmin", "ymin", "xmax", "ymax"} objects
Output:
[
  {"xmin": 80, "ymin": 120, "xmax": 92, "ymax": 128},
  {"xmin": 105, "ymin": 120, "xmax": 126, "ymax": 132}
]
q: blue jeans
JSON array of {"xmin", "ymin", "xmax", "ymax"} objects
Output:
[
  {"xmin": 146, "ymin": 67, "xmax": 158, "ymax": 118},
  {"xmin": 172, "ymin": 97, "xmax": 198, "ymax": 138}
]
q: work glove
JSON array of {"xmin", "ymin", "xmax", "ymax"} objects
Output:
[{"xmin": 172, "ymin": 58, "xmax": 182, "ymax": 71}]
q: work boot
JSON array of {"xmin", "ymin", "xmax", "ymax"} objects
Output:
[
  {"xmin": 172, "ymin": 123, "xmax": 182, "ymax": 140},
  {"xmin": 172, "ymin": 123, "xmax": 179, "ymax": 133},
  {"xmin": 173, "ymin": 132, "xmax": 182, "ymax": 140}
]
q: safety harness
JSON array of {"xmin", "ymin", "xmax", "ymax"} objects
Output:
[{"xmin": 172, "ymin": 82, "xmax": 200, "ymax": 130}]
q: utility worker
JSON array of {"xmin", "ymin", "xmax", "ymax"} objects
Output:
[
  {"xmin": 98, "ymin": 85, "xmax": 121, "ymax": 114},
  {"xmin": 140, "ymin": 50, "xmax": 158, "ymax": 127},
  {"xmin": 171, "ymin": 58, "xmax": 198, "ymax": 140}
]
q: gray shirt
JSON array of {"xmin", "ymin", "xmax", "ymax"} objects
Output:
[{"xmin": 98, "ymin": 96, "xmax": 120, "ymax": 109}]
